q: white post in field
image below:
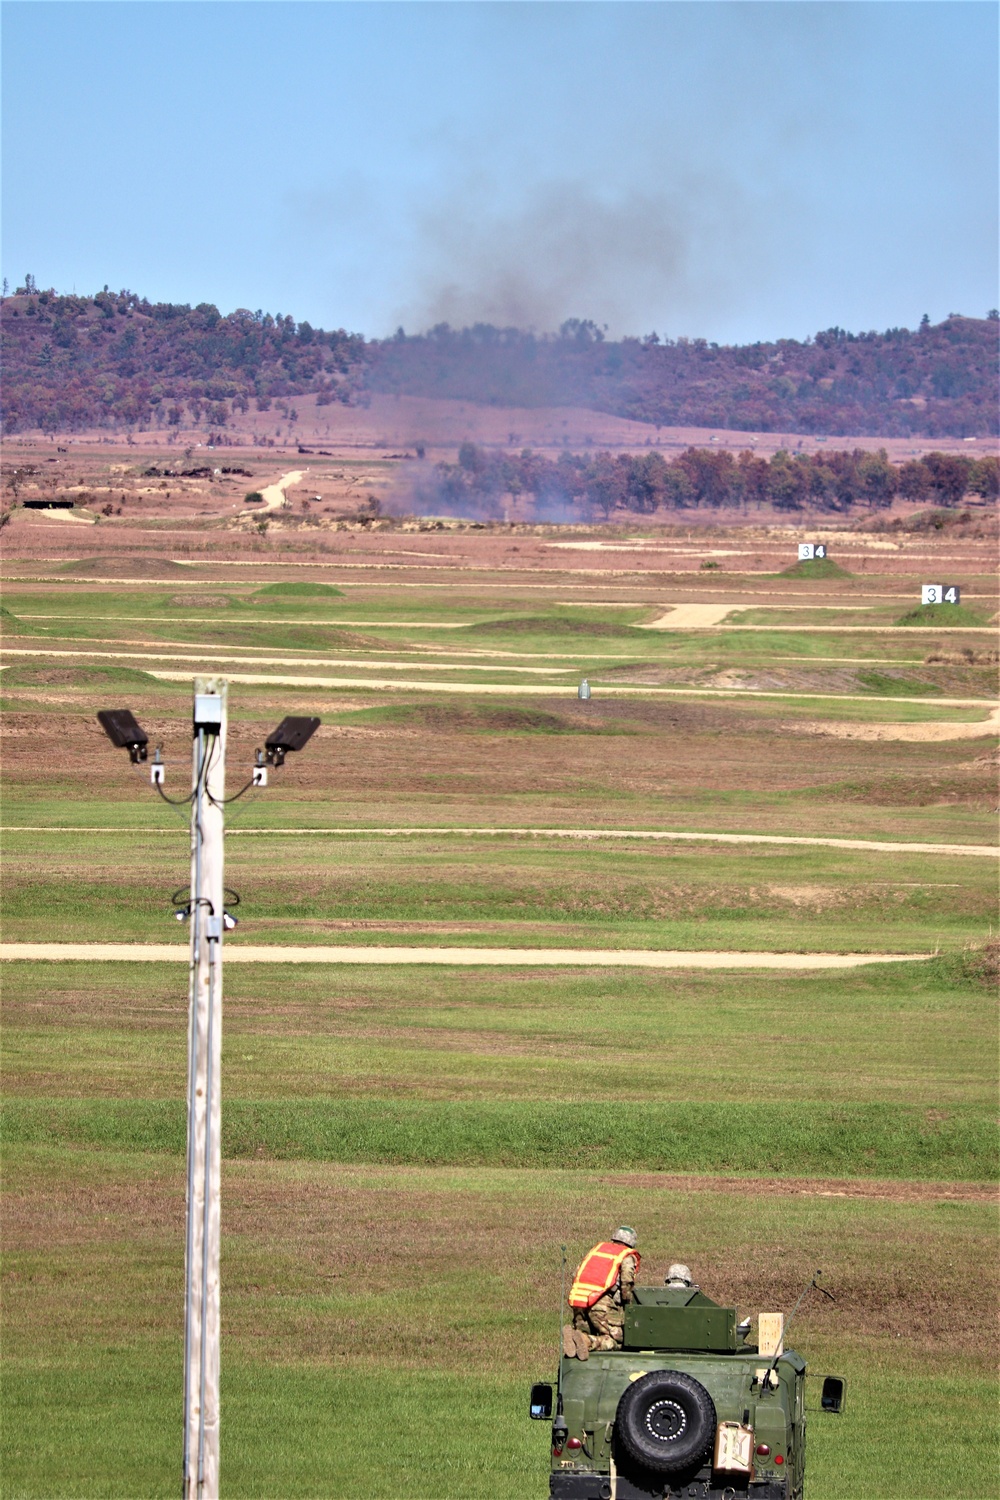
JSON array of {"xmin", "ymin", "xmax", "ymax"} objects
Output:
[{"xmin": 183, "ymin": 676, "xmax": 227, "ymax": 1500}]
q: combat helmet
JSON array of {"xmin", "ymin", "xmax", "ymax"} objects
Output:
[
  {"xmin": 665, "ymin": 1262, "xmax": 693, "ymax": 1286},
  {"xmin": 612, "ymin": 1226, "xmax": 638, "ymax": 1248}
]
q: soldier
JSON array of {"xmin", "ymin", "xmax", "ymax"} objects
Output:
[
  {"xmin": 664, "ymin": 1262, "xmax": 696, "ymax": 1289},
  {"xmin": 563, "ymin": 1227, "xmax": 640, "ymax": 1361}
]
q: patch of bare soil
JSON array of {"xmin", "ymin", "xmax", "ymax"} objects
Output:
[{"xmin": 166, "ymin": 593, "xmax": 233, "ymax": 607}]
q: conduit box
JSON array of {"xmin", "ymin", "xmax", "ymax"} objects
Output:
[{"xmin": 193, "ymin": 694, "xmax": 223, "ymax": 732}]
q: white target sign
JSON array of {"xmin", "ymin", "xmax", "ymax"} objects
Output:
[
  {"xmin": 797, "ymin": 543, "xmax": 828, "ymax": 561},
  {"xmin": 921, "ymin": 584, "xmax": 961, "ymax": 605}
]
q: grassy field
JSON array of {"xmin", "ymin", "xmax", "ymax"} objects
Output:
[
  {"xmin": 3, "ymin": 1151, "xmax": 995, "ymax": 1499},
  {"xmin": 2, "ymin": 521, "xmax": 997, "ymax": 1498}
]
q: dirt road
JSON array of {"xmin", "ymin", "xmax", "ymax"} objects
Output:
[
  {"xmin": 0, "ymin": 944, "xmax": 930, "ymax": 967},
  {"xmin": 246, "ymin": 469, "xmax": 304, "ymax": 513},
  {"xmin": 643, "ymin": 604, "xmax": 735, "ymax": 628},
  {"xmin": 12, "ymin": 644, "xmax": 985, "ymax": 710},
  {"xmin": 804, "ymin": 705, "xmax": 1000, "ymax": 741},
  {"xmin": 5, "ymin": 826, "xmax": 993, "ymax": 856}
]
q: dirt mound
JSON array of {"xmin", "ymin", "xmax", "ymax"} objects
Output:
[
  {"xmin": 61, "ymin": 555, "xmax": 189, "ymax": 578},
  {"xmin": 252, "ymin": 580, "xmax": 344, "ymax": 598},
  {"xmin": 896, "ymin": 603, "xmax": 987, "ymax": 627},
  {"xmin": 925, "ymin": 648, "xmax": 999, "ymax": 666},
  {"xmin": 165, "ymin": 593, "xmax": 233, "ymax": 608},
  {"xmin": 0, "ymin": 606, "xmax": 36, "ymax": 636},
  {"xmin": 2, "ymin": 665, "xmax": 160, "ymax": 689},
  {"xmin": 779, "ymin": 557, "xmax": 851, "ymax": 580},
  {"xmin": 344, "ymin": 703, "xmax": 627, "ymax": 735},
  {"xmin": 467, "ymin": 614, "xmax": 640, "ymax": 638}
]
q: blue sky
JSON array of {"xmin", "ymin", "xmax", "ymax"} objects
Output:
[{"xmin": 2, "ymin": 1, "xmax": 997, "ymax": 343}]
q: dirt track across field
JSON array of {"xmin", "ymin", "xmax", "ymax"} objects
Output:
[
  {"xmin": 803, "ymin": 705, "xmax": 1000, "ymax": 741},
  {"xmin": 4, "ymin": 826, "xmax": 994, "ymax": 856},
  {"xmin": 0, "ymin": 944, "xmax": 931, "ymax": 967},
  {"xmin": 598, "ymin": 1173, "xmax": 996, "ymax": 1203},
  {"xmin": 247, "ymin": 469, "xmax": 303, "ymax": 513},
  {"xmin": 11, "ymin": 647, "xmax": 989, "ymax": 711}
]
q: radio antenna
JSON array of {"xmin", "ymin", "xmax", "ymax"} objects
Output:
[
  {"xmin": 763, "ymin": 1271, "xmax": 836, "ymax": 1387},
  {"xmin": 553, "ymin": 1245, "xmax": 568, "ymax": 1439}
]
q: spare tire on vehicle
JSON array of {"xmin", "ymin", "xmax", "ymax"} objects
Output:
[{"xmin": 615, "ymin": 1370, "xmax": 716, "ymax": 1475}]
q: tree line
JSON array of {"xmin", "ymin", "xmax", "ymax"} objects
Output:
[
  {"xmin": 1, "ymin": 285, "xmax": 366, "ymax": 435},
  {"xmin": 410, "ymin": 442, "xmax": 999, "ymax": 519}
]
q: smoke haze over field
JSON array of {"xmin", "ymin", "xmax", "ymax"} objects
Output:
[{"xmin": 3, "ymin": 3, "xmax": 996, "ymax": 346}]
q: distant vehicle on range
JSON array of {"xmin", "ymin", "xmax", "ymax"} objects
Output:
[{"xmin": 529, "ymin": 1277, "xmax": 845, "ymax": 1500}]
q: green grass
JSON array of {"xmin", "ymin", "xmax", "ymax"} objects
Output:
[
  {"xmin": 6, "ymin": 1354, "xmax": 994, "ymax": 1500},
  {"xmin": 3, "ymin": 555, "xmax": 997, "ymax": 1499},
  {"xmin": 2, "ymin": 1359, "xmax": 543, "ymax": 1500},
  {"xmin": 4, "ymin": 1098, "xmax": 994, "ymax": 1179},
  {"xmin": 3, "ymin": 953, "xmax": 996, "ymax": 1117},
  {"xmin": 2, "ymin": 833, "xmax": 995, "ymax": 945},
  {"xmin": 855, "ymin": 670, "xmax": 941, "ymax": 696},
  {"xmin": 3, "ymin": 1149, "xmax": 997, "ymax": 1498}
]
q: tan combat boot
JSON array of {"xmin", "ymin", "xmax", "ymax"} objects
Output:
[{"xmin": 573, "ymin": 1330, "xmax": 591, "ymax": 1361}]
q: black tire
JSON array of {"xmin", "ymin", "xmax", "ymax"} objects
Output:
[{"xmin": 614, "ymin": 1370, "xmax": 716, "ymax": 1475}]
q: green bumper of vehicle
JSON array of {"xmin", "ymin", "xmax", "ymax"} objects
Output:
[{"xmin": 549, "ymin": 1474, "xmax": 789, "ymax": 1499}]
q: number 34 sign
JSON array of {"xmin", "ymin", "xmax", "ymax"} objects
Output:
[
  {"xmin": 798, "ymin": 543, "xmax": 827, "ymax": 560},
  {"xmin": 921, "ymin": 584, "xmax": 961, "ymax": 605}
]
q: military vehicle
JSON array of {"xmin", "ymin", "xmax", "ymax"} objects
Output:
[{"xmin": 529, "ymin": 1279, "xmax": 845, "ymax": 1499}]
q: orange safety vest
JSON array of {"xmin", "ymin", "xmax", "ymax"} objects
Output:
[{"xmin": 568, "ymin": 1242, "xmax": 640, "ymax": 1309}]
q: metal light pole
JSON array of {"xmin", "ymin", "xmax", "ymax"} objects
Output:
[
  {"xmin": 96, "ymin": 695, "xmax": 319, "ymax": 1500},
  {"xmin": 183, "ymin": 677, "xmax": 227, "ymax": 1500}
]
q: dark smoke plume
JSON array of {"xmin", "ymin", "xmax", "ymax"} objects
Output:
[{"xmin": 395, "ymin": 176, "xmax": 764, "ymax": 338}]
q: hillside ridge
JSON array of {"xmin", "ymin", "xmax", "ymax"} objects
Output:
[{"xmin": 2, "ymin": 283, "xmax": 997, "ymax": 438}]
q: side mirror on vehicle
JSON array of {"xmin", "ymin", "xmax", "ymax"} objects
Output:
[
  {"xmin": 821, "ymin": 1376, "xmax": 846, "ymax": 1413},
  {"xmin": 529, "ymin": 1382, "xmax": 553, "ymax": 1420}
]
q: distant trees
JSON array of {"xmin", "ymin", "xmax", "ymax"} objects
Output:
[
  {"xmin": 369, "ymin": 316, "xmax": 998, "ymax": 439},
  {"xmin": 970, "ymin": 456, "xmax": 999, "ymax": 499},
  {"xmin": 1, "ymin": 286, "xmax": 367, "ymax": 435},
  {"xmin": 411, "ymin": 443, "xmax": 991, "ymax": 520},
  {"xmin": 922, "ymin": 452, "xmax": 973, "ymax": 507}
]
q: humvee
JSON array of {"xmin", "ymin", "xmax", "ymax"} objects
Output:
[{"xmin": 529, "ymin": 1282, "xmax": 845, "ymax": 1499}]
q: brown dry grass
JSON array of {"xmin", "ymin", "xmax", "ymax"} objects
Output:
[{"xmin": 5, "ymin": 1151, "xmax": 995, "ymax": 1371}]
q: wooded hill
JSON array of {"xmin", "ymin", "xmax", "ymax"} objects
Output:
[{"xmin": 2, "ymin": 282, "xmax": 997, "ymax": 437}]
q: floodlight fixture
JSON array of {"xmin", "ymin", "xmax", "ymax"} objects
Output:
[
  {"xmin": 264, "ymin": 715, "xmax": 320, "ymax": 766},
  {"xmin": 97, "ymin": 708, "xmax": 149, "ymax": 763}
]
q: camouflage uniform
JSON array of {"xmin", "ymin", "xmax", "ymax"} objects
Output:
[{"xmin": 571, "ymin": 1251, "xmax": 638, "ymax": 1352}]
